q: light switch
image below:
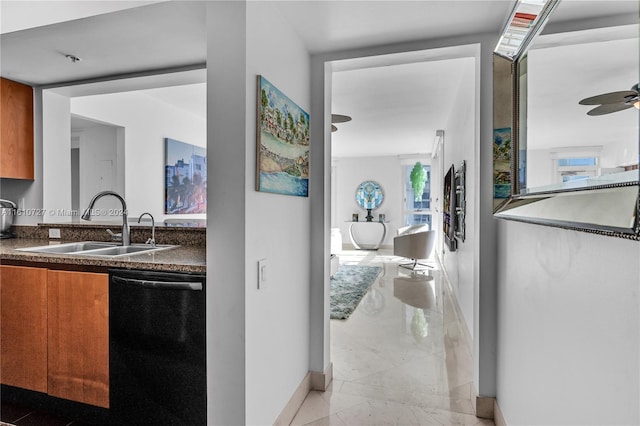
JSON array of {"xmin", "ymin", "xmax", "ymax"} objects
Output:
[{"xmin": 258, "ymin": 258, "xmax": 268, "ymax": 289}]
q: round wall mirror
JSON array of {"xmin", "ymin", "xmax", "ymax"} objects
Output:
[{"xmin": 355, "ymin": 180, "xmax": 384, "ymax": 221}]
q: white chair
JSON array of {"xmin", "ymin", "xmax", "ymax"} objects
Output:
[{"xmin": 393, "ymin": 225, "xmax": 435, "ymax": 271}]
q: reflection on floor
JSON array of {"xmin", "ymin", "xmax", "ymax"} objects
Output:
[{"xmin": 291, "ymin": 249, "xmax": 494, "ymax": 426}]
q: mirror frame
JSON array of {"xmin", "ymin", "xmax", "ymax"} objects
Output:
[{"xmin": 492, "ymin": 0, "xmax": 640, "ymax": 240}]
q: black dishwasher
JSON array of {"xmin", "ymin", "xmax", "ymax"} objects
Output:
[{"xmin": 109, "ymin": 269, "xmax": 206, "ymax": 425}]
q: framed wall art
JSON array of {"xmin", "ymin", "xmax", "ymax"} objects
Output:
[
  {"xmin": 443, "ymin": 164, "xmax": 457, "ymax": 251},
  {"xmin": 256, "ymin": 75, "xmax": 310, "ymax": 197},
  {"xmin": 165, "ymin": 138, "xmax": 207, "ymax": 214}
]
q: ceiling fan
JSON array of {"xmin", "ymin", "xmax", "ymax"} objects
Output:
[
  {"xmin": 331, "ymin": 114, "xmax": 352, "ymax": 132},
  {"xmin": 579, "ymin": 83, "xmax": 639, "ymax": 116}
]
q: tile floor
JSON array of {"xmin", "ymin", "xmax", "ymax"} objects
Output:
[
  {"xmin": 0, "ymin": 402, "xmax": 89, "ymax": 426},
  {"xmin": 290, "ymin": 248, "xmax": 494, "ymax": 426}
]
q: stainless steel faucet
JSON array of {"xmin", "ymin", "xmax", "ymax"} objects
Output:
[
  {"xmin": 137, "ymin": 212, "xmax": 156, "ymax": 247},
  {"xmin": 81, "ymin": 191, "xmax": 130, "ymax": 246}
]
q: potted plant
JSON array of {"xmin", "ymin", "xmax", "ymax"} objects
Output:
[{"xmin": 410, "ymin": 162, "xmax": 427, "ymax": 202}]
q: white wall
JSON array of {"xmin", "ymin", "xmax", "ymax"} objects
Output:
[
  {"xmin": 244, "ymin": 2, "xmax": 311, "ymax": 424},
  {"xmin": 496, "ymin": 220, "xmax": 640, "ymax": 425},
  {"xmin": 601, "ymin": 139, "xmax": 637, "ymax": 169},
  {"xmin": 332, "ymin": 156, "xmax": 403, "ymax": 248},
  {"xmin": 42, "ymin": 91, "xmax": 71, "ymax": 223},
  {"xmin": 76, "ymin": 124, "xmax": 125, "ymax": 213},
  {"xmin": 526, "ymin": 148, "xmax": 553, "ymax": 189},
  {"xmin": 71, "ymin": 89, "xmax": 205, "ymax": 221},
  {"xmin": 438, "ymin": 57, "xmax": 476, "ymax": 340},
  {"xmin": 206, "ymin": 2, "xmax": 246, "ymax": 423},
  {"xmin": 205, "ymin": 2, "xmax": 312, "ymax": 425}
]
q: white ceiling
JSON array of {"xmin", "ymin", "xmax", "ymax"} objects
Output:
[
  {"xmin": 331, "ymin": 56, "xmax": 473, "ymax": 157},
  {"xmin": 0, "ymin": 1, "xmax": 167, "ymax": 34},
  {"xmin": 1, "ymin": 1, "xmax": 637, "ymax": 158}
]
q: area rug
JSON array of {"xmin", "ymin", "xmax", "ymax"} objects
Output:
[{"xmin": 330, "ymin": 264, "xmax": 382, "ymax": 320}]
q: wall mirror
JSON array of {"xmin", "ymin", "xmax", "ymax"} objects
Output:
[
  {"xmin": 493, "ymin": 0, "xmax": 639, "ymax": 239},
  {"xmin": 355, "ymin": 180, "xmax": 384, "ymax": 222},
  {"xmin": 43, "ymin": 69, "xmax": 206, "ymax": 226}
]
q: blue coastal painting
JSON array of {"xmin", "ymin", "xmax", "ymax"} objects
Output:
[
  {"xmin": 493, "ymin": 127, "xmax": 512, "ymax": 199},
  {"xmin": 257, "ymin": 75, "xmax": 310, "ymax": 197}
]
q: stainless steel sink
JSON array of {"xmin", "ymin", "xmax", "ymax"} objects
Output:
[
  {"xmin": 16, "ymin": 241, "xmax": 176, "ymax": 257},
  {"xmin": 83, "ymin": 245, "xmax": 174, "ymax": 257},
  {"xmin": 16, "ymin": 241, "xmax": 117, "ymax": 254}
]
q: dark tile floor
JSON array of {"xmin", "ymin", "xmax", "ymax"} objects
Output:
[{"xmin": 0, "ymin": 401, "xmax": 89, "ymax": 426}]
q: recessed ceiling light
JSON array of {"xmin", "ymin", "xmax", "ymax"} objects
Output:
[{"xmin": 65, "ymin": 54, "xmax": 82, "ymax": 63}]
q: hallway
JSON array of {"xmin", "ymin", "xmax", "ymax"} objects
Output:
[{"xmin": 291, "ymin": 249, "xmax": 494, "ymax": 425}]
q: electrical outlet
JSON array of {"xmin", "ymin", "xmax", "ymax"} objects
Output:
[
  {"xmin": 49, "ymin": 228, "xmax": 61, "ymax": 239},
  {"xmin": 258, "ymin": 258, "xmax": 268, "ymax": 289}
]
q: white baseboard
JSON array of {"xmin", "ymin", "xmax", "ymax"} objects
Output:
[
  {"xmin": 273, "ymin": 364, "xmax": 333, "ymax": 426},
  {"xmin": 494, "ymin": 399, "xmax": 507, "ymax": 426},
  {"xmin": 273, "ymin": 373, "xmax": 311, "ymax": 426}
]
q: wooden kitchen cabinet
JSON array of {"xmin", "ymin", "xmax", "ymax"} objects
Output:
[
  {"xmin": 48, "ymin": 270, "xmax": 109, "ymax": 408},
  {"xmin": 0, "ymin": 265, "xmax": 48, "ymax": 392},
  {"xmin": 1, "ymin": 77, "xmax": 34, "ymax": 179}
]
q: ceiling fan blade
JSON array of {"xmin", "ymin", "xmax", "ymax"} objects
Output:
[
  {"xmin": 331, "ymin": 114, "xmax": 352, "ymax": 123},
  {"xmin": 331, "ymin": 124, "xmax": 338, "ymax": 132},
  {"xmin": 586, "ymin": 103, "xmax": 634, "ymax": 116},
  {"xmin": 579, "ymin": 90, "xmax": 637, "ymax": 105}
]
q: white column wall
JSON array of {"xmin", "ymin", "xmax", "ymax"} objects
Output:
[
  {"xmin": 206, "ymin": 2, "xmax": 312, "ymax": 425},
  {"xmin": 245, "ymin": 2, "xmax": 312, "ymax": 424},
  {"xmin": 42, "ymin": 91, "xmax": 71, "ymax": 223},
  {"xmin": 439, "ymin": 56, "xmax": 476, "ymax": 340},
  {"xmin": 496, "ymin": 220, "xmax": 640, "ymax": 425}
]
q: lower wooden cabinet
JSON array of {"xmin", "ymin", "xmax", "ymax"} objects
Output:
[
  {"xmin": 0, "ymin": 265, "xmax": 48, "ymax": 392},
  {"xmin": 48, "ymin": 270, "xmax": 109, "ymax": 408},
  {"xmin": 0, "ymin": 266, "xmax": 109, "ymax": 409}
]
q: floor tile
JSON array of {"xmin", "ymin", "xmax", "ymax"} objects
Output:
[
  {"xmin": 13, "ymin": 411, "xmax": 71, "ymax": 426},
  {"xmin": 291, "ymin": 249, "xmax": 494, "ymax": 426},
  {"xmin": 290, "ymin": 390, "xmax": 372, "ymax": 426},
  {"xmin": 0, "ymin": 401, "xmax": 32, "ymax": 423}
]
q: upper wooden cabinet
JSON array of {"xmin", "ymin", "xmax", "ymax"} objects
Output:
[{"xmin": 1, "ymin": 77, "xmax": 34, "ymax": 179}]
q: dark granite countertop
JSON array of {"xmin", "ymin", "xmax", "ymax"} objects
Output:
[{"xmin": 0, "ymin": 238, "xmax": 206, "ymax": 274}]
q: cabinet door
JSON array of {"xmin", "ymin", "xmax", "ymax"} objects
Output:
[
  {"xmin": 0, "ymin": 265, "xmax": 48, "ymax": 392},
  {"xmin": 47, "ymin": 270, "xmax": 109, "ymax": 408},
  {"xmin": 0, "ymin": 77, "xmax": 34, "ymax": 179}
]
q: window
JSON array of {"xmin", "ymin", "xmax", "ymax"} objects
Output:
[
  {"xmin": 550, "ymin": 148, "xmax": 602, "ymax": 185},
  {"xmin": 402, "ymin": 163, "xmax": 431, "ymax": 228},
  {"xmin": 555, "ymin": 155, "xmax": 598, "ymax": 183}
]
